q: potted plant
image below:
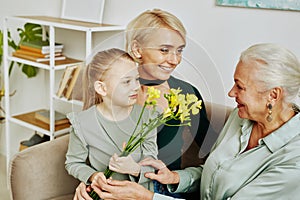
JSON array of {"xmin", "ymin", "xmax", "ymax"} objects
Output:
[{"xmin": 0, "ymin": 23, "xmax": 45, "ymax": 121}]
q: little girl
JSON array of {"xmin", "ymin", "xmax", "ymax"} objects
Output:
[{"xmin": 65, "ymin": 48, "xmax": 158, "ymax": 193}]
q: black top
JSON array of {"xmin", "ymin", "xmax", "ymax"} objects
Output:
[
  {"xmin": 141, "ymin": 76, "xmax": 211, "ymax": 170},
  {"xmin": 141, "ymin": 76, "xmax": 213, "ymax": 199}
]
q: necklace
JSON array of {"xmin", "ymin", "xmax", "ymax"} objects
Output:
[{"xmin": 139, "ymin": 77, "xmax": 166, "ymax": 86}]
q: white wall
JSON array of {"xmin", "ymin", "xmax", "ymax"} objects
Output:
[
  {"xmin": 1, "ymin": 0, "xmax": 300, "ymax": 154},
  {"xmin": 104, "ymin": 0, "xmax": 300, "ymax": 106}
]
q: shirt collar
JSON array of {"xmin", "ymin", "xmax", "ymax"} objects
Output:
[
  {"xmin": 262, "ymin": 113, "xmax": 300, "ymax": 152},
  {"xmin": 239, "ymin": 113, "xmax": 300, "ymax": 153}
]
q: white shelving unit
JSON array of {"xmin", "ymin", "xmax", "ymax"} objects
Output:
[{"xmin": 3, "ymin": 15, "xmax": 125, "ymax": 167}]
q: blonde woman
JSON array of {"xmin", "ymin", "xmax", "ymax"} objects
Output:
[
  {"xmin": 74, "ymin": 9, "xmax": 213, "ymax": 200},
  {"xmin": 125, "ymin": 9, "xmax": 211, "ymax": 199}
]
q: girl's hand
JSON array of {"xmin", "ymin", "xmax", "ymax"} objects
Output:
[
  {"xmin": 109, "ymin": 153, "xmax": 141, "ymax": 177},
  {"xmin": 73, "ymin": 182, "xmax": 93, "ymax": 200}
]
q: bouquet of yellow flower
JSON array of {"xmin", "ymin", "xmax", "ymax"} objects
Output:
[{"xmin": 89, "ymin": 87, "xmax": 202, "ymax": 200}]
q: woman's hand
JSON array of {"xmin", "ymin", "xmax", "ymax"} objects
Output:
[
  {"xmin": 73, "ymin": 181, "xmax": 93, "ymax": 200},
  {"xmin": 140, "ymin": 158, "xmax": 180, "ymax": 185},
  {"xmin": 109, "ymin": 153, "xmax": 141, "ymax": 177},
  {"xmin": 91, "ymin": 178, "xmax": 154, "ymax": 200}
]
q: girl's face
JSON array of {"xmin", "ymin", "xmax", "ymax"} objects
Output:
[
  {"xmin": 138, "ymin": 28, "xmax": 186, "ymax": 80},
  {"xmin": 103, "ymin": 59, "xmax": 140, "ymax": 107},
  {"xmin": 228, "ymin": 60, "xmax": 269, "ymax": 121}
]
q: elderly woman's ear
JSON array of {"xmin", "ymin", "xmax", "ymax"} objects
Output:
[{"xmin": 267, "ymin": 87, "xmax": 283, "ymax": 103}]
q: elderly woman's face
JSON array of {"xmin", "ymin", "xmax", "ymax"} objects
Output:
[{"xmin": 228, "ymin": 60, "xmax": 269, "ymax": 121}]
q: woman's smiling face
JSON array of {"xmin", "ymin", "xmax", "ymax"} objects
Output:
[
  {"xmin": 138, "ymin": 28, "xmax": 186, "ymax": 80},
  {"xmin": 228, "ymin": 60, "xmax": 269, "ymax": 121}
]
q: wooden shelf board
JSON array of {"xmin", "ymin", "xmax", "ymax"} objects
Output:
[
  {"xmin": 38, "ymin": 57, "xmax": 83, "ymax": 65},
  {"xmin": 13, "ymin": 110, "xmax": 70, "ymax": 131},
  {"xmin": 10, "ymin": 16, "xmax": 126, "ymax": 31},
  {"xmin": 10, "ymin": 56, "xmax": 83, "ymax": 69}
]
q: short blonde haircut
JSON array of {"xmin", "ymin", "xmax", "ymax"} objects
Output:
[{"xmin": 125, "ymin": 9, "xmax": 186, "ymax": 61}]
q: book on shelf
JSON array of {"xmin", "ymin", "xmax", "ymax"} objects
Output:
[
  {"xmin": 64, "ymin": 65, "xmax": 82, "ymax": 99},
  {"xmin": 69, "ymin": 68, "xmax": 84, "ymax": 102},
  {"xmin": 20, "ymin": 40, "xmax": 64, "ymax": 54},
  {"xmin": 15, "ymin": 49, "xmax": 62, "ymax": 58},
  {"xmin": 56, "ymin": 65, "xmax": 81, "ymax": 99},
  {"xmin": 12, "ymin": 51, "xmax": 66, "ymax": 62},
  {"xmin": 20, "ymin": 44, "xmax": 63, "ymax": 54},
  {"xmin": 34, "ymin": 109, "xmax": 69, "ymax": 125}
]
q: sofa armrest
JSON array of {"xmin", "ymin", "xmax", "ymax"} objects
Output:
[
  {"xmin": 181, "ymin": 102, "xmax": 233, "ymax": 168},
  {"xmin": 9, "ymin": 134, "xmax": 80, "ymax": 200},
  {"xmin": 205, "ymin": 101, "xmax": 233, "ymax": 133},
  {"xmin": 199, "ymin": 102, "xmax": 233, "ymax": 156}
]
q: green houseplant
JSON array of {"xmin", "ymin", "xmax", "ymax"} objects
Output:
[{"xmin": 0, "ymin": 23, "xmax": 46, "ymax": 120}]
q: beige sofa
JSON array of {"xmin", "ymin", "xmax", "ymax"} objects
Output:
[{"xmin": 8, "ymin": 102, "xmax": 233, "ymax": 200}]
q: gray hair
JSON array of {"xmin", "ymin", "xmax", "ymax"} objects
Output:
[{"xmin": 240, "ymin": 43, "xmax": 300, "ymax": 105}]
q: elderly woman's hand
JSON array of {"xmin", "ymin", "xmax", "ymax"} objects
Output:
[
  {"xmin": 140, "ymin": 158, "xmax": 180, "ymax": 185},
  {"xmin": 91, "ymin": 175, "xmax": 154, "ymax": 200},
  {"xmin": 73, "ymin": 181, "xmax": 93, "ymax": 200}
]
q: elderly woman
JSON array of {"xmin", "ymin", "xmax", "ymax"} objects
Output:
[{"xmin": 91, "ymin": 43, "xmax": 300, "ymax": 200}]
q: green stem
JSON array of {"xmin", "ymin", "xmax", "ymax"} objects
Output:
[
  {"xmin": 8, "ymin": 61, "xmax": 15, "ymax": 77},
  {"xmin": 88, "ymin": 190, "xmax": 101, "ymax": 200},
  {"xmin": 126, "ymin": 119, "xmax": 162, "ymax": 153},
  {"xmin": 127, "ymin": 104, "xmax": 147, "ymax": 146}
]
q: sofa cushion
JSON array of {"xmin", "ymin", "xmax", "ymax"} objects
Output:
[
  {"xmin": 9, "ymin": 134, "xmax": 79, "ymax": 200},
  {"xmin": 49, "ymin": 194, "xmax": 74, "ymax": 200}
]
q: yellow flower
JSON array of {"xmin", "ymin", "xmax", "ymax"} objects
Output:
[
  {"xmin": 186, "ymin": 94, "xmax": 198, "ymax": 104},
  {"xmin": 179, "ymin": 108, "xmax": 190, "ymax": 122},
  {"xmin": 170, "ymin": 88, "xmax": 182, "ymax": 95},
  {"xmin": 162, "ymin": 107, "xmax": 172, "ymax": 119},
  {"xmin": 191, "ymin": 100, "xmax": 202, "ymax": 115},
  {"xmin": 161, "ymin": 87, "xmax": 203, "ymax": 124},
  {"xmin": 146, "ymin": 87, "xmax": 161, "ymax": 105},
  {"xmin": 169, "ymin": 95, "xmax": 179, "ymax": 111}
]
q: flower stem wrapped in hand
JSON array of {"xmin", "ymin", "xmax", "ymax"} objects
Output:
[{"xmin": 89, "ymin": 87, "xmax": 202, "ymax": 200}]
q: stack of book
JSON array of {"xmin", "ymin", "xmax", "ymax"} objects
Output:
[
  {"xmin": 13, "ymin": 40, "xmax": 66, "ymax": 62},
  {"xmin": 34, "ymin": 109, "xmax": 70, "ymax": 125}
]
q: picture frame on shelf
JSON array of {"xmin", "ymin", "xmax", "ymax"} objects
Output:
[{"xmin": 61, "ymin": 0, "xmax": 106, "ymax": 23}]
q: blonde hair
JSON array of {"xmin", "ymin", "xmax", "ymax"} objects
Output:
[
  {"xmin": 125, "ymin": 8, "xmax": 186, "ymax": 62},
  {"xmin": 83, "ymin": 48, "xmax": 134, "ymax": 110},
  {"xmin": 240, "ymin": 43, "xmax": 300, "ymax": 105}
]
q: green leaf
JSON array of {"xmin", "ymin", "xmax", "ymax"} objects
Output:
[
  {"xmin": 2, "ymin": 23, "xmax": 44, "ymax": 78},
  {"xmin": 8, "ymin": 38, "xmax": 18, "ymax": 50},
  {"xmin": 18, "ymin": 23, "xmax": 44, "ymax": 43},
  {"xmin": 21, "ymin": 64, "xmax": 38, "ymax": 78}
]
